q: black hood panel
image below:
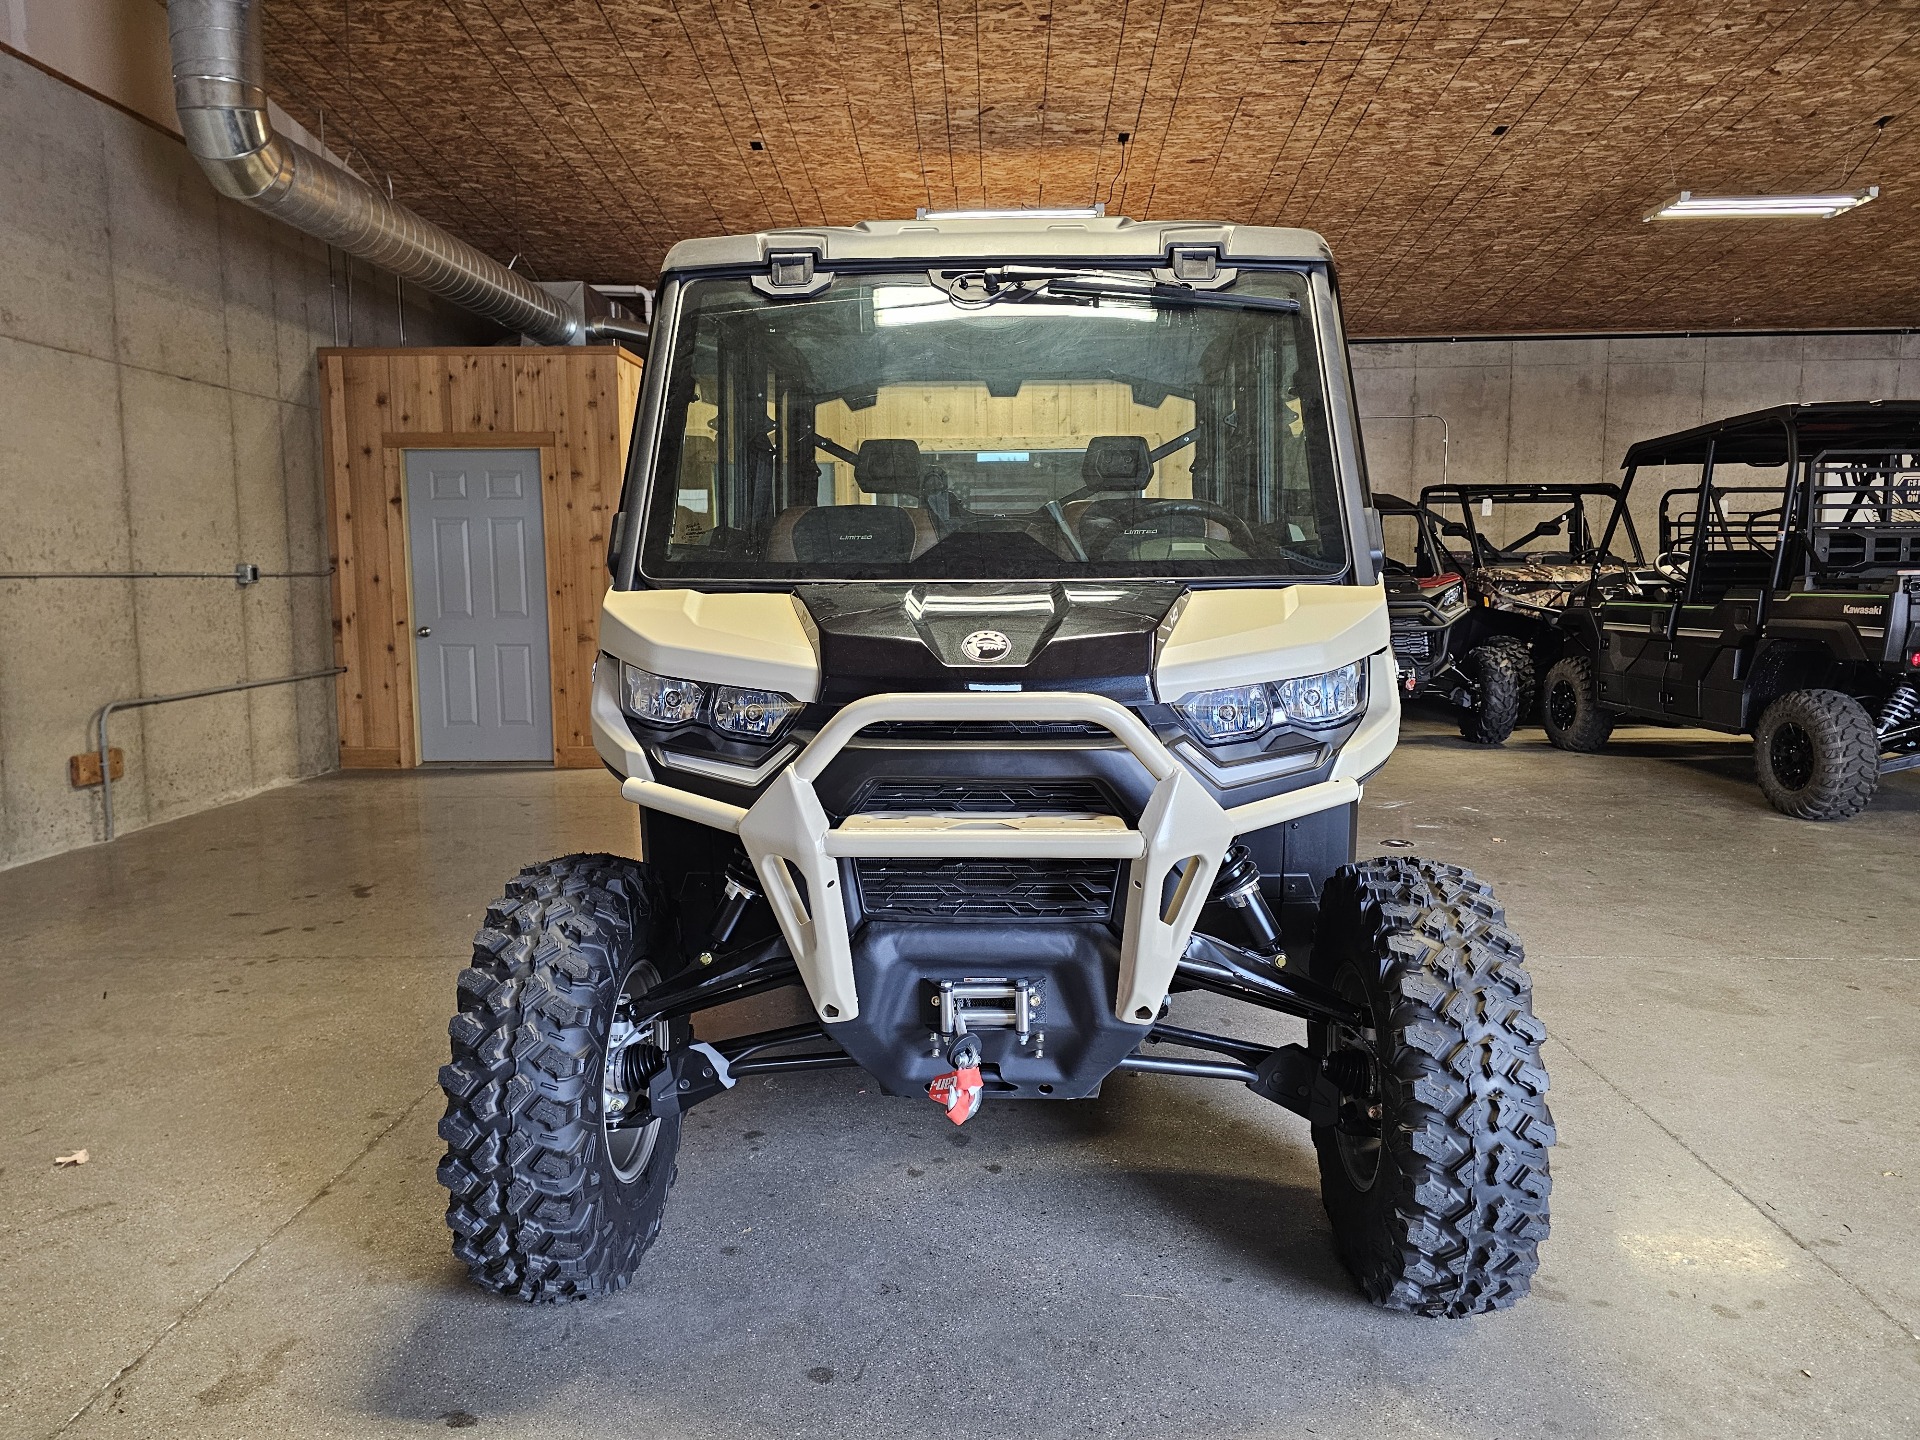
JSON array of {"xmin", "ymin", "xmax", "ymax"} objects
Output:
[{"xmin": 798, "ymin": 583, "xmax": 1182, "ymax": 705}]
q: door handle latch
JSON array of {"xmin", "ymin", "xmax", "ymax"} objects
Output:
[{"xmin": 416, "ymin": 626, "xmax": 432, "ymax": 637}]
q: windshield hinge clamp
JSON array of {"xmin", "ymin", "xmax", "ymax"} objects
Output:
[
  {"xmin": 1156, "ymin": 244, "xmax": 1236, "ymax": 290},
  {"xmin": 753, "ymin": 249, "xmax": 832, "ymax": 298}
]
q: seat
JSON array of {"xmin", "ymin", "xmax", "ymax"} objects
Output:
[
  {"xmin": 1080, "ymin": 435, "xmax": 1153, "ymax": 490},
  {"xmin": 854, "ymin": 439, "xmax": 928, "ymax": 498},
  {"xmin": 1067, "ymin": 434, "xmax": 1235, "ymax": 556},
  {"xmin": 766, "ymin": 503, "xmax": 937, "ymax": 563}
]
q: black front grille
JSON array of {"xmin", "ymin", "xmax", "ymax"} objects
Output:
[
  {"xmin": 858, "ymin": 720, "xmax": 1111, "ymax": 742},
  {"xmin": 1390, "ymin": 625, "xmax": 1431, "ymax": 660},
  {"xmin": 854, "ymin": 778, "xmax": 1116, "ymax": 815},
  {"xmin": 855, "ymin": 857, "xmax": 1120, "ymax": 921},
  {"xmin": 848, "ymin": 776, "xmax": 1124, "ymax": 920}
]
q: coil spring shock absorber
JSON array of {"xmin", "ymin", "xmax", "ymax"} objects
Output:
[
  {"xmin": 1877, "ymin": 682, "xmax": 1920, "ymax": 738},
  {"xmin": 1210, "ymin": 843, "xmax": 1286, "ymax": 964},
  {"xmin": 703, "ymin": 850, "xmax": 762, "ymax": 953}
]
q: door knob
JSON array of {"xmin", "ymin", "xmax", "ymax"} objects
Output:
[{"xmin": 416, "ymin": 626, "xmax": 432, "ymax": 637}]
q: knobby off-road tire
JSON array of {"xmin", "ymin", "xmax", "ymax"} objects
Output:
[
  {"xmin": 1309, "ymin": 858, "xmax": 1554, "ymax": 1317},
  {"xmin": 437, "ymin": 854, "xmax": 682, "ymax": 1302},
  {"xmin": 1456, "ymin": 643, "xmax": 1527, "ymax": 745},
  {"xmin": 1753, "ymin": 688, "xmax": 1880, "ymax": 821},
  {"xmin": 1542, "ymin": 654, "xmax": 1615, "ymax": 753},
  {"xmin": 1483, "ymin": 636, "xmax": 1538, "ymax": 720}
]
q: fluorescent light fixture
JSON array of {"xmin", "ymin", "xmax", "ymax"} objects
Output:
[
  {"xmin": 1645, "ymin": 187, "xmax": 1878, "ymax": 221},
  {"xmin": 915, "ymin": 204, "xmax": 1106, "ymax": 220},
  {"xmin": 871, "ymin": 284, "xmax": 1153, "ymax": 326}
]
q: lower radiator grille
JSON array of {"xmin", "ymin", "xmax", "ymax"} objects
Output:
[
  {"xmin": 1390, "ymin": 624, "xmax": 1431, "ymax": 660},
  {"xmin": 855, "ymin": 857, "xmax": 1120, "ymax": 921},
  {"xmin": 857, "ymin": 719, "xmax": 1111, "ymax": 742},
  {"xmin": 853, "ymin": 777, "xmax": 1115, "ymax": 815}
]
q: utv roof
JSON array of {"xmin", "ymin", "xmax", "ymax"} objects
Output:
[
  {"xmin": 1621, "ymin": 401, "xmax": 1920, "ymax": 469},
  {"xmin": 660, "ymin": 214, "xmax": 1334, "ymax": 273}
]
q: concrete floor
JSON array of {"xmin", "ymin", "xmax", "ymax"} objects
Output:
[{"xmin": 2, "ymin": 715, "xmax": 1916, "ymax": 1439}]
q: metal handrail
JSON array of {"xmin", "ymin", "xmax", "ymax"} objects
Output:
[
  {"xmin": 93, "ymin": 667, "xmax": 347, "ymax": 841},
  {"xmin": 1, "ymin": 565, "xmax": 333, "ymax": 583}
]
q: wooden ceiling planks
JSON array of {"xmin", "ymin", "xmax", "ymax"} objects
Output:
[{"xmin": 264, "ymin": 0, "xmax": 1920, "ymax": 335}]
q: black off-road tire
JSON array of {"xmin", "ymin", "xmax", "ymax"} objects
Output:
[
  {"xmin": 1542, "ymin": 654, "xmax": 1615, "ymax": 753},
  {"xmin": 437, "ymin": 854, "xmax": 682, "ymax": 1302},
  {"xmin": 1456, "ymin": 643, "xmax": 1526, "ymax": 745},
  {"xmin": 1483, "ymin": 636, "xmax": 1538, "ymax": 720},
  {"xmin": 1753, "ymin": 689, "xmax": 1880, "ymax": 821},
  {"xmin": 1309, "ymin": 858, "xmax": 1554, "ymax": 1317}
]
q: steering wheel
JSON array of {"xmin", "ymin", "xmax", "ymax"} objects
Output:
[
  {"xmin": 1654, "ymin": 550, "xmax": 1690, "ymax": 584},
  {"xmin": 1093, "ymin": 500, "xmax": 1259, "ymax": 559}
]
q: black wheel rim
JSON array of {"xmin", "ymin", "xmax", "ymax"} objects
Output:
[
  {"xmin": 1326, "ymin": 972, "xmax": 1384, "ymax": 1191},
  {"xmin": 1548, "ymin": 678, "xmax": 1579, "ymax": 730},
  {"xmin": 1770, "ymin": 720, "xmax": 1816, "ymax": 792},
  {"xmin": 601, "ymin": 963, "xmax": 668, "ymax": 1183}
]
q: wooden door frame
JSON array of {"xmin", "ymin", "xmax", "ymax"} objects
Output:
[
  {"xmin": 383, "ymin": 434, "xmax": 563, "ymax": 767},
  {"xmin": 320, "ymin": 346, "xmax": 640, "ymax": 771}
]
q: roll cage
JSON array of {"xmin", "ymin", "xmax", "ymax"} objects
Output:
[
  {"xmin": 1419, "ymin": 483, "xmax": 1643, "ymax": 572},
  {"xmin": 1375, "ymin": 493, "xmax": 1453, "ymax": 579},
  {"xmin": 1604, "ymin": 402, "xmax": 1920, "ymax": 619}
]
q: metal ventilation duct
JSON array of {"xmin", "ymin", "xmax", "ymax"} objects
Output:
[{"xmin": 166, "ymin": 0, "xmax": 583, "ymax": 344}]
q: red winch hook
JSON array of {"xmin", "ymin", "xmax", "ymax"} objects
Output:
[{"xmin": 927, "ymin": 1034, "xmax": 984, "ymax": 1125}]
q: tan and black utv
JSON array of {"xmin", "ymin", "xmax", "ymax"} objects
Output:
[{"xmin": 435, "ymin": 212, "xmax": 1554, "ymax": 1316}]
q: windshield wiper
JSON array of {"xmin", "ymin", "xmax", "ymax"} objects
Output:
[
  {"xmin": 930, "ymin": 266, "xmax": 1301, "ymax": 315},
  {"xmin": 1042, "ymin": 275, "xmax": 1301, "ymax": 314}
]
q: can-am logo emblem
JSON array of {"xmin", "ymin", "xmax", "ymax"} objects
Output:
[{"xmin": 960, "ymin": 629, "xmax": 1013, "ymax": 663}]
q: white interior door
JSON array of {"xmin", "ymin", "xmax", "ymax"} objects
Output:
[{"xmin": 405, "ymin": 449, "xmax": 554, "ymax": 762}]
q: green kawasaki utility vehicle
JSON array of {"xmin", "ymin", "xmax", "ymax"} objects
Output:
[{"xmin": 1544, "ymin": 403, "xmax": 1920, "ymax": 819}]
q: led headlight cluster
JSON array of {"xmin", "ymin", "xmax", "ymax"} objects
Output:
[
  {"xmin": 619, "ymin": 662, "xmax": 801, "ymax": 740},
  {"xmin": 1174, "ymin": 659, "xmax": 1368, "ymax": 745}
]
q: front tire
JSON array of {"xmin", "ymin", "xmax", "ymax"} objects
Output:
[
  {"xmin": 1542, "ymin": 654, "xmax": 1615, "ymax": 752},
  {"xmin": 1456, "ymin": 643, "xmax": 1526, "ymax": 745},
  {"xmin": 1483, "ymin": 636, "xmax": 1538, "ymax": 719},
  {"xmin": 437, "ymin": 855, "xmax": 682, "ymax": 1302},
  {"xmin": 1754, "ymin": 689, "xmax": 1880, "ymax": 821},
  {"xmin": 1310, "ymin": 858, "xmax": 1554, "ymax": 1317}
]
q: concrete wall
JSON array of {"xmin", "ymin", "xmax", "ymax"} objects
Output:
[
  {"xmin": 1354, "ymin": 333, "xmax": 1920, "ymax": 550},
  {"xmin": 0, "ymin": 50, "xmax": 489, "ymax": 869}
]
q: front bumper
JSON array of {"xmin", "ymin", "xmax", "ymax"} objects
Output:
[{"xmin": 596, "ymin": 653, "xmax": 1397, "ymax": 1029}]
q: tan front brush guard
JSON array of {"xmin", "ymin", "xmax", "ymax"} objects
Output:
[{"xmin": 621, "ymin": 691, "xmax": 1361, "ymax": 1027}]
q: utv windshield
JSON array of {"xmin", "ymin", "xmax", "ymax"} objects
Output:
[{"xmin": 636, "ymin": 268, "xmax": 1347, "ymax": 582}]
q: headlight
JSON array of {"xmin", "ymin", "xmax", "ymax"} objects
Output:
[
  {"xmin": 619, "ymin": 662, "xmax": 800, "ymax": 741},
  {"xmin": 1434, "ymin": 583, "xmax": 1464, "ymax": 610},
  {"xmin": 1273, "ymin": 661, "xmax": 1366, "ymax": 728},
  {"xmin": 710, "ymin": 686, "xmax": 802, "ymax": 739},
  {"xmin": 622, "ymin": 664, "xmax": 705, "ymax": 724},
  {"xmin": 1173, "ymin": 685, "xmax": 1271, "ymax": 744},
  {"xmin": 1173, "ymin": 660, "xmax": 1368, "ymax": 745}
]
